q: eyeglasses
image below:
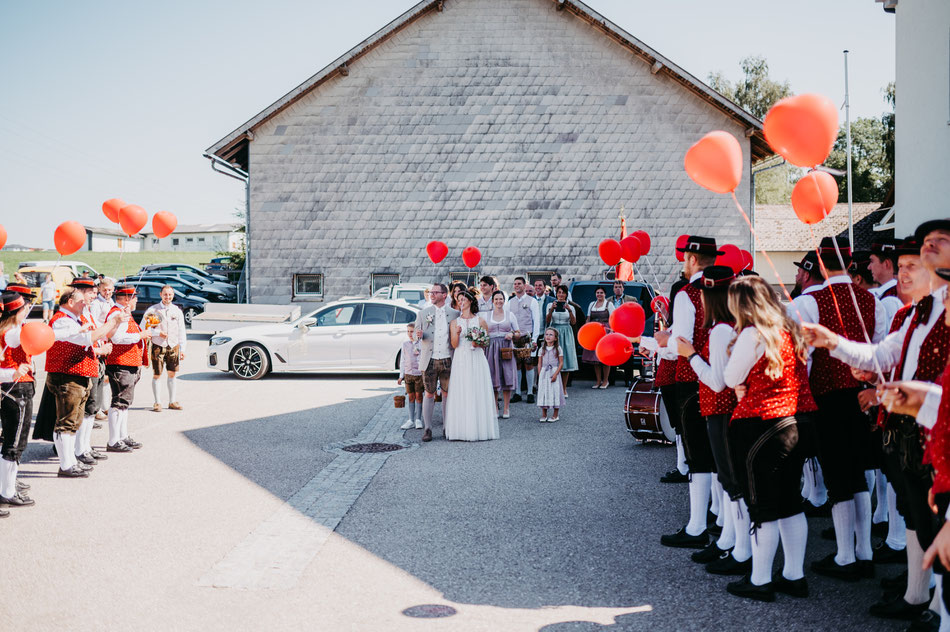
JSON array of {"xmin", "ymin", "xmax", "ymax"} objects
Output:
[{"xmin": 429, "ymin": 290, "xmax": 446, "ymax": 295}]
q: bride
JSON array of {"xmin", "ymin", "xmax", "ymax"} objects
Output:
[{"xmin": 445, "ymin": 290, "xmax": 500, "ymax": 441}]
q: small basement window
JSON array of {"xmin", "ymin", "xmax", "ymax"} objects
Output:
[
  {"xmin": 294, "ymin": 273, "xmax": 324, "ymax": 299},
  {"xmin": 371, "ymin": 273, "xmax": 399, "ymax": 294}
]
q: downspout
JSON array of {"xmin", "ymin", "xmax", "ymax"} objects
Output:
[{"xmin": 203, "ymin": 153, "xmax": 250, "ymax": 303}]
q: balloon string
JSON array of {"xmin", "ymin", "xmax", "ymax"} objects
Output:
[{"xmin": 729, "ymin": 192, "xmax": 803, "ymax": 322}]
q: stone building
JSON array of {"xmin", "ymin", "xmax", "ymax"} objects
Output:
[{"xmin": 206, "ymin": 0, "xmax": 770, "ymax": 305}]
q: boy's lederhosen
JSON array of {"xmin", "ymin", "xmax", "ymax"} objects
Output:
[
  {"xmin": 675, "ymin": 283, "xmax": 715, "ymax": 472},
  {"xmin": 35, "ymin": 312, "xmax": 98, "ymax": 437},
  {"xmin": 0, "ymin": 331, "xmax": 34, "ymax": 462},
  {"xmin": 698, "ymin": 322, "xmax": 739, "ymax": 497},
  {"xmin": 105, "ymin": 306, "xmax": 144, "ymax": 409},
  {"xmin": 728, "ymin": 329, "xmax": 804, "ymax": 526},
  {"xmin": 809, "ymin": 282, "xmax": 877, "ymax": 504}
]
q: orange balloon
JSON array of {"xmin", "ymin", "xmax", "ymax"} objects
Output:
[
  {"xmin": 675, "ymin": 234, "xmax": 689, "ymax": 262},
  {"xmin": 20, "ymin": 322, "xmax": 56, "ymax": 356},
  {"xmin": 54, "ymin": 221, "xmax": 86, "ymax": 256},
  {"xmin": 102, "ymin": 198, "xmax": 126, "ymax": 223},
  {"xmin": 620, "ymin": 236, "xmax": 641, "ymax": 263},
  {"xmin": 0, "ymin": 224, "xmax": 6, "ymax": 250},
  {"xmin": 763, "ymin": 94, "xmax": 839, "ymax": 168},
  {"xmin": 118, "ymin": 204, "xmax": 148, "ymax": 237},
  {"xmin": 791, "ymin": 171, "xmax": 839, "ymax": 225},
  {"xmin": 684, "ymin": 131, "xmax": 743, "ymax": 194},
  {"xmin": 578, "ymin": 322, "xmax": 607, "ymax": 351},
  {"xmin": 462, "ymin": 246, "xmax": 481, "ymax": 268},
  {"xmin": 609, "ymin": 302, "xmax": 646, "ymax": 338},
  {"xmin": 152, "ymin": 211, "xmax": 178, "ymax": 239},
  {"xmin": 717, "ymin": 244, "xmax": 744, "ymax": 274},
  {"xmin": 595, "ymin": 332, "xmax": 633, "ymax": 366},
  {"xmin": 598, "ymin": 239, "xmax": 622, "ymax": 266}
]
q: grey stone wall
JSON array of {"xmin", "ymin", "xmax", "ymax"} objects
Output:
[{"xmin": 247, "ymin": 0, "xmax": 752, "ymax": 305}]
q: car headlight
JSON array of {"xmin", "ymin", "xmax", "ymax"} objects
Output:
[{"xmin": 209, "ymin": 336, "xmax": 232, "ymax": 346}]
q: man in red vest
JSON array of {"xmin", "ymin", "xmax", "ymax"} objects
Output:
[{"xmin": 104, "ymin": 286, "xmax": 149, "ymax": 452}]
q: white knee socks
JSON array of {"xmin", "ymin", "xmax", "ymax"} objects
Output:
[
  {"xmin": 751, "ymin": 521, "xmax": 780, "ymax": 586},
  {"xmin": 676, "ymin": 436, "xmax": 688, "ymax": 475},
  {"xmin": 120, "ymin": 409, "xmax": 129, "ymax": 440},
  {"xmin": 0, "ymin": 459, "xmax": 17, "ymax": 498},
  {"xmin": 905, "ymin": 529, "xmax": 932, "ymax": 605},
  {"xmin": 873, "ymin": 470, "xmax": 888, "ymax": 524},
  {"xmin": 777, "ymin": 513, "xmax": 808, "ymax": 581},
  {"xmin": 854, "ymin": 491, "xmax": 873, "ymax": 561},
  {"xmin": 525, "ymin": 368, "xmax": 536, "ymax": 394},
  {"xmin": 422, "ymin": 397, "xmax": 434, "ymax": 431},
  {"xmin": 107, "ymin": 408, "xmax": 122, "ymax": 446},
  {"xmin": 885, "ymin": 484, "xmax": 907, "ymax": 550},
  {"xmin": 167, "ymin": 375, "xmax": 177, "ymax": 403},
  {"xmin": 75, "ymin": 416, "xmax": 93, "ymax": 456},
  {"xmin": 55, "ymin": 432, "xmax": 77, "ymax": 470},
  {"xmin": 152, "ymin": 378, "xmax": 160, "ymax": 405},
  {"xmin": 716, "ymin": 491, "xmax": 736, "ymax": 550},
  {"xmin": 731, "ymin": 498, "xmax": 752, "ymax": 563},
  {"xmin": 407, "ymin": 399, "xmax": 417, "ymax": 422},
  {"xmin": 710, "ymin": 477, "xmax": 722, "ymax": 521},
  {"xmin": 832, "ymin": 499, "xmax": 857, "ymax": 566},
  {"xmin": 686, "ymin": 473, "xmax": 712, "ymax": 536}
]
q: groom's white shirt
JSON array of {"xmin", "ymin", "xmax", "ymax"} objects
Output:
[{"xmin": 433, "ymin": 305, "xmax": 450, "ymax": 360}]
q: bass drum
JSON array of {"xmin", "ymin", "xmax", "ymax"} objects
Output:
[{"xmin": 623, "ymin": 379, "xmax": 674, "ymax": 444}]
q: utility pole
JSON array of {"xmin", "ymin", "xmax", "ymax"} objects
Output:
[{"xmin": 844, "ymin": 50, "xmax": 854, "ymax": 245}]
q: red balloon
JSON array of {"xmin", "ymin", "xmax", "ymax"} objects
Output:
[
  {"xmin": 0, "ymin": 224, "xmax": 6, "ymax": 250},
  {"xmin": 20, "ymin": 322, "xmax": 55, "ymax": 356},
  {"xmin": 632, "ymin": 230, "xmax": 651, "ymax": 256},
  {"xmin": 426, "ymin": 241, "xmax": 448, "ymax": 264},
  {"xmin": 152, "ymin": 211, "xmax": 178, "ymax": 239},
  {"xmin": 739, "ymin": 249, "xmax": 754, "ymax": 271},
  {"xmin": 791, "ymin": 171, "xmax": 838, "ymax": 225},
  {"xmin": 102, "ymin": 198, "xmax": 125, "ymax": 224},
  {"xmin": 462, "ymin": 246, "xmax": 481, "ymax": 268},
  {"xmin": 596, "ymin": 332, "xmax": 634, "ymax": 366},
  {"xmin": 598, "ymin": 239, "xmax": 622, "ymax": 266},
  {"xmin": 763, "ymin": 94, "xmax": 839, "ymax": 168},
  {"xmin": 54, "ymin": 221, "xmax": 86, "ymax": 256},
  {"xmin": 684, "ymin": 131, "xmax": 743, "ymax": 194},
  {"xmin": 118, "ymin": 204, "xmax": 148, "ymax": 237},
  {"xmin": 609, "ymin": 302, "xmax": 646, "ymax": 338},
  {"xmin": 650, "ymin": 295, "xmax": 669, "ymax": 315},
  {"xmin": 578, "ymin": 322, "xmax": 607, "ymax": 351},
  {"xmin": 675, "ymin": 234, "xmax": 689, "ymax": 262},
  {"xmin": 717, "ymin": 244, "xmax": 744, "ymax": 274},
  {"xmin": 619, "ymin": 236, "xmax": 641, "ymax": 263}
]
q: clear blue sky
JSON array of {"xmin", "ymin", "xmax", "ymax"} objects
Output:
[{"xmin": 0, "ymin": 0, "xmax": 895, "ymax": 247}]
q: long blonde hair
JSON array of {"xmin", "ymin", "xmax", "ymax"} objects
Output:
[{"xmin": 727, "ymin": 276, "xmax": 807, "ymax": 380}]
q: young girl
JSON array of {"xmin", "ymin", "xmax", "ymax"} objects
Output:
[
  {"xmin": 536, "ymin": 328, "xmax": 564, "ymax": 422},
  {"xmin": 722, "ymin": 275, "xmax": 809, "ymax": 602},
  {"xmin": 0, "ymin": 291, "xmax": 36, "ymax": 509}
]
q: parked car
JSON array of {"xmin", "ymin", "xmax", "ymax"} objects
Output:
[
  {"xmin": 124, "ymin": 271, "xmax": 236, "ymax": 302},
  {"xmin": 122, "ymin": 281, "xmax": 208, "ymax": 327},
  {"xmin": 207, "ymin": 298, "xmax": 420, "ymax": 380},
  {"xmin": 18, "ymin": 260, "xmax": 98, "ymax": 279},
  {"xmin": 205, "ymin": 256, "xmax": 233, "ymax": 273},
  {"xmin": 372, "ymin": 283, "xmax": 431, "ymax": 306},
  {"xmin": 157, "ymin": 270, "xmax": 237, "ymax": 298},
  {"xmin": 137, "ymin": 263, "xmax": 229, "ymax": 283},
  {"xmin": 17, "ymin": 266, "xmax": 75, "ymax": 305}
]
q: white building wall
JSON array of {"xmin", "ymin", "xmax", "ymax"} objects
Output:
[
  {"xmin": 83, "ymin": 234, "xmax": 143, "ymax": 253},
  {"xmin": 894, "ymin": 0, "xmax": 950, "ymax": 235},
  {"xmin": 143, "ymin": 232, "xmax": 239, "ymax": 251}
]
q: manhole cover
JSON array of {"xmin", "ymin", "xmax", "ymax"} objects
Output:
[
  {"xmin": 341, "ymin": 442, "xmax": 404, "ymax": 454},
  {"xmin": 402, "ymin": 604, "xmax": 457, "ymax": 618}
]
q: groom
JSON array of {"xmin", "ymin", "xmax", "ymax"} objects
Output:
[{"xmin": 414, "ymin": 283, "xmax": 460, "ymax": 442}]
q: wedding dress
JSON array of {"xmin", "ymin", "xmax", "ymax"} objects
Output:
[{"xmin": 445, "ymin": 316, "xmax": 500, "ymax": 441}]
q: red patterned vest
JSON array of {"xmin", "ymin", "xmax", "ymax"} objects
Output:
[
  {"xmin": 928, "ymin": 365, "xmax": 950, "ymax": 495},
  {"xmin": 732, "ymin": 329, "xmax": 800, "ymax": 421},
  {"xmin": 105, "ymin": 306, "xmax": 144, "ymax": 367},
  {"xmin": 881, "ymin": 284, "xmax": 898, "ymax": 299},
  {"xmin": 698, "ymin": 322, "xmax": 738, "ymax": 416},
  {"xmin": 675, "ymin": 283, "xmax": 707, "ymax": 383},
  {"xmin": 877, "ymin": 304, "xmax": 916, "ymax": 428},
  {"xmin": 654, "ymin": 357, "xmax": 677, "ymax": 387},
  {"xmin": 809, "ymin": 282, "xmax": 877, "ymax": 397},
  {"xmin": 45, "ymin": 312, "xmax": 98, "ymax": 377},
  {"xmin": 796, "ymin": 358, "xmax": 817, "ymax": 413},
  {"xmin": 1, "ymin": 327, "xmax": 34, "ymax": 383}
]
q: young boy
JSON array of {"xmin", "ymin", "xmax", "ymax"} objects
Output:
[{"xmin": 398, "ymin": 323, "xmax": 424, "ymax": 430}]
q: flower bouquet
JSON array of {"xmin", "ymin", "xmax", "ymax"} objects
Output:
[
  {"xmin": 143, "ymin": 311, "xmax": 163, "ymax": 329},
  {"xmin": 463, "ymin": 325, "xmax": 490, "ymax": 348}
]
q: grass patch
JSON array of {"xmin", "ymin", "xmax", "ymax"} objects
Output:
[{"xmin": 1, "ymin": 250, "xmax": 216, "ymax": 279}]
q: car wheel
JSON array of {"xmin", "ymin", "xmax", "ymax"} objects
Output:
[
  {"xmin": 231, "ymin": 343, "xmax": 269, "ymax": 380},
  {"xmin": 183, "ymin": 307, "xmax": 198, "ymax": 328}
]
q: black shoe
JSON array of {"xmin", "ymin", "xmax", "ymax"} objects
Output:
[
  {"xmin": 726, "ymin": 575, "xmax": 775, "ymax": 602},
  {"xmin": 510, "ymin": 394, "xmax": 523, "ymax": 403},
  {"xmin": 422, "ymin": 429, "xmax": 432, "ymax": 443},
  {"xmin": 123, "ymin": 437, "xmax": 142, "ymax": 449},
  {"xmin": 106, "ymin": 441, "xmax": 133, "ymax": 453},
  {"xmin": 93, "ymin": 422, "xmax": 102, "ymax": 429},
  {"xmin": 820, "ymin": 526, "xmax": 836, "ymax": 541},
  {"xmin": 881, "ymin": 569, "xmax": 908, "ymax": 591},
  {"xmin": 691, "ymin": 542, "xmax": 728, "ymax": 564},
  {"xmin": 77, "ymin": 452, "xmax": 97, "ymax": 465},
  {"xmin": 873, "ymin": 543, "xmax": 907, "ymax": 564},
  {"xmin": 660, "ymin": 527, "xmax": 709, "ymax": 549},
  {"xmin": 0, "ymin": 492, "xmax": 34, "ymax": 507},
  {"xmin": 811, "ymin": 553, "xmax": 861, "ymax": 582},
  {"xmin": 870, "ymin": 597, "xmax": 929, "ymax": 621},
  {"xmin": 660, "ymin": 469, "xmax": 689, "ymax": 484},
  {"xmin": 857, "ymin": 559, "xmax": 876, "ymax": 579},
  {"xmin": 772, "ymin": 575, "xmax": 809, "ymax": 598},
  {"xmin": 89, "ymin": 448, "xmax": 107, "ymax": 460},
  {"xmin": 15, "ymin": 480, "xmax": 29, "ymax": 492},
  {"xmin": 804, "ymin": 501, "xmax": 832, "ymax": 518},
  {"xmin": 906, "ymin": 610, "xmax": 940, "ymax": 632},
  {"xmin": 57, "ymin": 466, "xmax": 89, "ymax": 478},
  {"xmin": 526, "ymin": 394, "xmax": 535, "ymax": 404},
  {"xmin": 706, "ymin": 553, "xmax": 752, "ymax": 576},
  {"xmin": 872, "ymin": 521, "xmax": 888, "ymax": 538}
]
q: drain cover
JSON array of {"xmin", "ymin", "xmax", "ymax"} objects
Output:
[
  {"xmin": 402, "ymin": 604, "xmax": 457, "ymax": 618},
  {"xmin": 341, "ymin": 442, "xmax": 404, "ymax": 454}
]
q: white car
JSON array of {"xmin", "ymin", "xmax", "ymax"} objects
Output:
[
  {"xmin": 206, "ymin": 298, "xmax": 420, "ymax": 380},
  {"xmin": 372, "ymin": 283, "xmax": 430, "ymax": 306}
]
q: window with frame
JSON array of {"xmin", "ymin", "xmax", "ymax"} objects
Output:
[
  {"xmin": 293, "ymin": 273, "xmax": 324, "ymax": 299},
  {"xmin": 449, "ymin": 271, "xmax": 477, "ymax": 285},
  {"xmin": 371, "ymin": 273, "xmax": 399, "ymax": 294},
  {"xmin": 361, "ymin": 304, "xmax": 395, "ymax": 325},
  {"xmin": 186, "ymin": 238, "xmax": 194, "ymax": 243},
  {"xmin": 315, "ymin": 303, "xmax": 360, "ymax": 326},
  {"xmin": 172, "ymin": 238, "xmax": 179, "ymax": 246},
  {"xmin": 527, "ymin": 271, "xmax": 554, "ymax": 288}
]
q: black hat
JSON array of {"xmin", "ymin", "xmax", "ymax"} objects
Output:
[
  {"xmin": 676, "ymin": 236, "xmax": 724, "ymax": 257},
  {"xmin": 848, "ymin": 250, "xmax": 871, "ymax": 273},
  {"xmin": 894, "ymin": 236, "xmax": 921, "ymax": 257},
  {"xmin": 114, "ymin": 285, "xmax": 136, "ymax": 297},
  {"xmin": 914, "ymin": 219, "xmax": 950, "ymax": 246},
  {"xmin": 4, "ymin": 283, "xmax": 33, "ymax": 300},
  {"xmin": 794, "ymin": 251, "xmax": 820, "ymax": 273},
  {"xmin": 818, "ymin": 236, "xmax": 852, "ymax": 269},
  {"xmin": 870, "ymin": 238, "xmax": 899, "ymax": 257},
  {"xmin": 0, "ymin": 291, "xmax": 25, "ymax": 313},
  {"xmin": 699, "ymin": 265, "xmax": 735, "ymax": 289},
  {"xmin": 69, "ymin": 277, "xmax": 96, "ymax": 289}
]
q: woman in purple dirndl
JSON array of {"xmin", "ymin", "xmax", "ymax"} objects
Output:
[{"xmin": 485, "ymin": 290, "xmax": 520, "ymax": 418}]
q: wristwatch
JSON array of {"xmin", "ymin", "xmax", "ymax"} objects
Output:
[{"xmin": 687, "ymin": 352, "xmax": 699, "ymax": 362}]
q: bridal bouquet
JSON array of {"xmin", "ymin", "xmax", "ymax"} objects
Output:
[{"xmin": 463, "ymin": 325, "xmax": 490, "ymax": 348}]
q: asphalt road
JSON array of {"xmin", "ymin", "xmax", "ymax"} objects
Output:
[{"xmin": 3, "ymin": 340, "xmax": 909, "ymax": 631}]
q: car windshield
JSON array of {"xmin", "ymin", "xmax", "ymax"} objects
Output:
[{"xmin": 18, "ymin": 271, "xmax": 45, "ymax": 287}]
